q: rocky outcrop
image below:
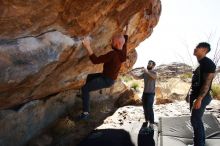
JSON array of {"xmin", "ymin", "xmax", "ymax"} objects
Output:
[
  {"xmin": 0, "ymin": 90, "xmax": 77, "ymax": 146},
  {"xmin": 115, "ymin": 89, "xmax": 142, "ymax": 107},
  {"xmin": 0, "ymin": 80, "xmax": 128, "ymax": 146},
  {"xmin": 0, "ymin": 0, "xmax": 161, "ymax": 145},
  {"xmin": 155, "ymin": 62, "xmax": 193, "ymax": 79},
  {"xmin": 0, "ymin": 0, "xmax": 161, "ymax": 110}
]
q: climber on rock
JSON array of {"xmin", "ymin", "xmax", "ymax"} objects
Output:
[{"xmin": 78, "ymin": 27, "xmax": 128, "ymax": 120}]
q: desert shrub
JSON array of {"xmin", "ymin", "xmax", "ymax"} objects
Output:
[
  {"xmin": 180, "ymin": 72, "xmax": 192, "ymax": 80},
  {"xmin": 131, "ymin": 82, "xmax": 139, "ymax": 91},
  {"xmin": 211, "ymin": 84, "xmax": 220, "ymax": 100}
]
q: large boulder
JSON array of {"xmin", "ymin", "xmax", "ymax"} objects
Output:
[
  {"xmin": 0, "ymin": 80, "xmax": 128, "ymax": 146},
  {"xmin": 0, "ymin": 0, "xmax": 161, "ymax": 109},
  {"xmin": 0, "ymin": 0, "xmax": 161, "ymax": 146}
]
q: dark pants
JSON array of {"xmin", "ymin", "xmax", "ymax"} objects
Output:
[
  {"xmin": 142, "ymin": 93, "xmax": 155, "ymax": 124},
  {"xmin": 82, "ymin": 73, "xmax": 114, "ymax": 112},
  {"xmin": 190, "ymin": 95, "xmax": 212, "ymax": 146}
]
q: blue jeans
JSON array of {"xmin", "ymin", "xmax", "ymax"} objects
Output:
[
  {"xmin": 190, "ymin": 95, "xmax": 212, "ymax": 146},
  {"xmin": 82, "ymin": 73, "xmax": 114, "ymax": 112},
  {"xmin": 142, "ymin": 93, "xmax": 155, "ymax": 124}
]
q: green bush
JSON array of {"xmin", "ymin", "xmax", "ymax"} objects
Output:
[
  {"xmin": 131, "ymin": 82, "xmax": 139, "ymax": 90},
  {"xmin": 211, "ymin": 84, "xmax": 220, "ymax": 100}
]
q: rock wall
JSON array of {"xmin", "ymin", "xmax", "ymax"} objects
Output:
[
  {"xmin": 0, "ymin": 0, "xmax": 161, "ymax": 145},
  {"xmin": 0, "ymin": 80, "xmax": 128, "ymax": 146},
  {"xmin": 0, "ymin": 90, "xmax": 77, "ymax": 146},
  {"xmin": 0, "ymin": 0, "xmax": 161, "ymax": 109}
]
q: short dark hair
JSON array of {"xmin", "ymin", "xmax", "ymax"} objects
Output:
[
  {"xmin": 196, "ymin": 42, "xmax": 211, "ymax": 53},
  {"xmin": 148, "ymin": 60, "xmax": 156, "ymax": 66}
]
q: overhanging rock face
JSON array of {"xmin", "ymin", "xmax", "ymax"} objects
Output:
[{"xmin": 0, "ymin": 0, "xmax": 161, "ymax": 109}]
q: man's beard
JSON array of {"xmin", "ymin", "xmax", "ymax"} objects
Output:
[{"xmin": 147, "ymin": 66, "xmax": 152, "ymax": 70}]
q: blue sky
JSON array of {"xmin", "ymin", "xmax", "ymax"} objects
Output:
[{"xmin": 134, "ymin": 0, "xmax": 220, "ymax": 68}]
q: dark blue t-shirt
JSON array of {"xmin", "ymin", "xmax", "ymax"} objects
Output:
[{"xmin": 191, "ymin": 57, "xmax": 216, "ymax": 97}]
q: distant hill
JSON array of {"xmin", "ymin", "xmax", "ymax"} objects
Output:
[
  {"xmin": 155, "ymin": 62, "xmax": 193, "ymax": 78},
  {"xmin": 131, "ymin": 62, "xmax": 192, "ymax": 78},
  {"xmin": 131, "ymin": 63, "xmax": 220, "ymax": 80}
]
